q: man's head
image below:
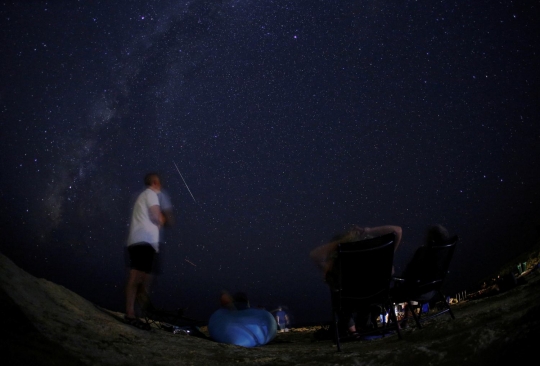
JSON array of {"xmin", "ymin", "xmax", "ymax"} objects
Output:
[
  {"xmin": 144, "ymin": 173, "xmax": 161, "ymax": 191},
  {"xmin": 425, "ymin": 224, "xmax": 450, "ymax": 246},
  {"xmin": 233, "ymin": 292, "xmax": 250, "ymax": 309}
]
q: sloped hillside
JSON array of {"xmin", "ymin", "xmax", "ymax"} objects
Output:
[{"xmin": 1, "ymin": 251, "xmax": 539, "ymax": 366}]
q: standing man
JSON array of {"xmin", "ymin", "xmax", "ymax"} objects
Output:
[
  {"xmin": 274, "ymin": 306, "xmax": 290, "ymax": 333},
  {"xmin": 124, "ymin": 172, "xmax": 168, "ymax": 330}
]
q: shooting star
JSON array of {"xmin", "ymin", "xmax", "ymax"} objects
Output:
[
  {"xmin": 185, "ymin": 258, "xmax": 197, "ymax": 267},
  {"xmin": 173, "ymin": 161, "xmax": 197, "ymax": 203}
]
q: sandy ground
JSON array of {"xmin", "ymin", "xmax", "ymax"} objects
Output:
[{"xmin": 1, "ymin": 251, "xmax": 539, "ymax": 365}]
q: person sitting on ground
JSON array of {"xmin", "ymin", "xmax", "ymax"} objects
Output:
[
  {"xmin": 219, "ymin": 290, "xmax": 250, "ymax": 310},
  {"xmin": 209, "ymin": 291, "xmax": 277, "ymax": 347},
  {"xmin": 309, "ymin": 225, "xmax": 403, "ymax": 337}
]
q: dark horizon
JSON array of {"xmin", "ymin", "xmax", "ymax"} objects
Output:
[
  {"xmin": 1, "ymin": 1, "xmax": 539, "ymax": 325},
  {"xmin": 2, "ymin": 215, "xmax": 539, "ymax": 326}
]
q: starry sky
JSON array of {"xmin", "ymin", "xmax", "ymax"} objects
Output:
[{"xmin": 1, "ymin": 1, "xmax": 539, "ymax": 325}]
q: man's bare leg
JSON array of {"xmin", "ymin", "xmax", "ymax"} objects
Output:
[
  {"xmin": 126, "ymin": 269, "xmax": 145, "ymax": 318},
  {"xmin": 136, "ymin": 274, "xmax": 154, "ymax": 312}
]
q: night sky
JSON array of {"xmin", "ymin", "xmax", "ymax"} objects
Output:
[{"xmin": 1, "ymin": 1, "xmax": 539, "ymax": 325}]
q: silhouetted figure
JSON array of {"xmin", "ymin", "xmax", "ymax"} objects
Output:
[
  {"xmin": 209, "ymin": 291, "xmax": 277, "ymax": 347},
  {"xmin": 395, "ymin": 224, "xmax": 452, "ymax": 328},
  {"xmin": 274, "ymin": 306, "xmax": 290, "ymax": 332},
  {"xmin": 310, "ymin": 225, "xmax": 403, "ymax": 337},
  {"xmin": 124, "ymin": 173, "xmax": 172, "ymax": 330}
]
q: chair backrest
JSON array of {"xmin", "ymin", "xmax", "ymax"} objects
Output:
[
  {"xmin": 405, "ymin": 235, "xmax": 459, "ymax": 296},
  {"xmin": 331, "ymin": 232, "xmax": 396, "ymax": 311}
]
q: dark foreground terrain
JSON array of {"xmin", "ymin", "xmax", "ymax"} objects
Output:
[{"xmin": 1, "ymin": 251, "xmax": 539, "ymax": 366}]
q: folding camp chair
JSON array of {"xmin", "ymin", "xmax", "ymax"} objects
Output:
[
  {"xmin": 392, "ymin": 235, "xmax": 459, "ymax": 329},
  {"xmin": 330, "ymin": 232, "xmax": 402, "ymax": 351}
]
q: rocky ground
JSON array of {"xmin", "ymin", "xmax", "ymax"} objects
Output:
[{"xmin": 1, "ymin": 251, "xmax": 539, "ymax": 366}]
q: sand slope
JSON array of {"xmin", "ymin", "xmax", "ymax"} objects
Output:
[{"xmin": 1, "ymin": 251, "xmax": 539, "ymax": 366}]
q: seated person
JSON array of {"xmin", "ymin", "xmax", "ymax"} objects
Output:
[
  {"xmin": 310, "ymin": 225, "xmax": 402, "ymax": 279},
  {"xmin": 396, "ymin": 224, "xmax": 452, "ymax": 289},
  {"xmin": 309, "ymin": 225, "xmax": 403, "ymax": 336},
  {"xmin": 208, "ymin": 291, "xmax": 277, "ymax": 347},
  {"xmin": 394, "ymin": 224, "xmax": 453, "ymax": 327}
]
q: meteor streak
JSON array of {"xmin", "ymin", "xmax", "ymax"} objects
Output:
[
  {"xmin": 184, "ymin": 258, "xmax": 196, "ymax": 267},
  {"xmin": 173, "ymin": 161, "xmax": 197, "ymax": 203}
]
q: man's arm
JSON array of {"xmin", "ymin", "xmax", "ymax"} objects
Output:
[
  {"xmin": 162, "ymin": 208, "xmax": 174, "ymax": 227},
  {"xmin": 158, "ymin": 191, "xmax": 175, "ymax": 227},
  {"xmin": 149, "ymin": 205, "xmax": 165, "ymax": 227},
  {"xmin": 364, "ymin": 225, "xmax": 402, "ymax": 275},
  {"xmin": 309, "ymin": 227, "xmax": 361, "ymax": 266},
  {"xmin": 309, "ymin": 241, "xmax": 339, "ymax": 274},
  {"xmin": 364, "ymin": 225, "xmax": 402, "ymax": 252}
]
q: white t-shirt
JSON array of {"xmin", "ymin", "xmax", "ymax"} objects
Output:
[{"xmin": 127, "ymin": 188, "xmax": 161, "ymax": 252}]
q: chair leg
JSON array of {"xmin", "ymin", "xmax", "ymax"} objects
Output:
[
  {"xmin": 333, "ymin": 311, "xmax": 341, "ymax": 352},
  {"xmin": 408, "ymin": 301, "xmax": 422, "ymax": 329},
  {"xmin": 388, "ymin": 305, "xmax": 402, "ymax": 339},
  {"xmin": 439, "ymin": 291, "xmax": 455, "ymax": 319},
  {"xmin": 416, "ymin": 303, "xmax": 425, "ymax": 322},
  {"xmin": 447, "ymin": 304, "xmax": 455, "ymax": 319}
]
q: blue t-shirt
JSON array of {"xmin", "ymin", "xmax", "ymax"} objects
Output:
[
  {"xmin": 208, "ymin": 308, "xmax": 277, "ymax": 347},
  {"xmin": 275, "ymin": 310, "xmax": 287, "ymax": 325}
]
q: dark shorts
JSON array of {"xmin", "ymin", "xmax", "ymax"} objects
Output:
[{"xmin": 127, "ymin": 243, "xmax": 160, "ymax": 274}]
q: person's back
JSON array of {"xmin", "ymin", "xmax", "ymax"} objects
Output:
[
  {"xmin": 401, "ymin": 246, "xmax": 432, "ymax": 283},
  {"xmin": 274, "ymin": 306, "xmax": 289, "ymax": 332},
  {"xmin": 209, "ymin": 291, "xmax": 277, "ymax": 347},
  {"xmin": 310, "ymin": 225, "xmax": 403, "ymax": 336},
  {"xmin": 398, "ymin": 224, "xmax": 453, "ymax": 298},
  {"xmin": 311, "ymin": 225, "xmax": 403, "ymax": 289}
]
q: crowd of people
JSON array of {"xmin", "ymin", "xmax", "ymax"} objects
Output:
[
  {"xmin": 310, "ymin": 223, "xmax": 456, "ymax": 336},
  {"xmin": 122, "ymin": 171, "xmax": 456, "ymax": 344}
]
